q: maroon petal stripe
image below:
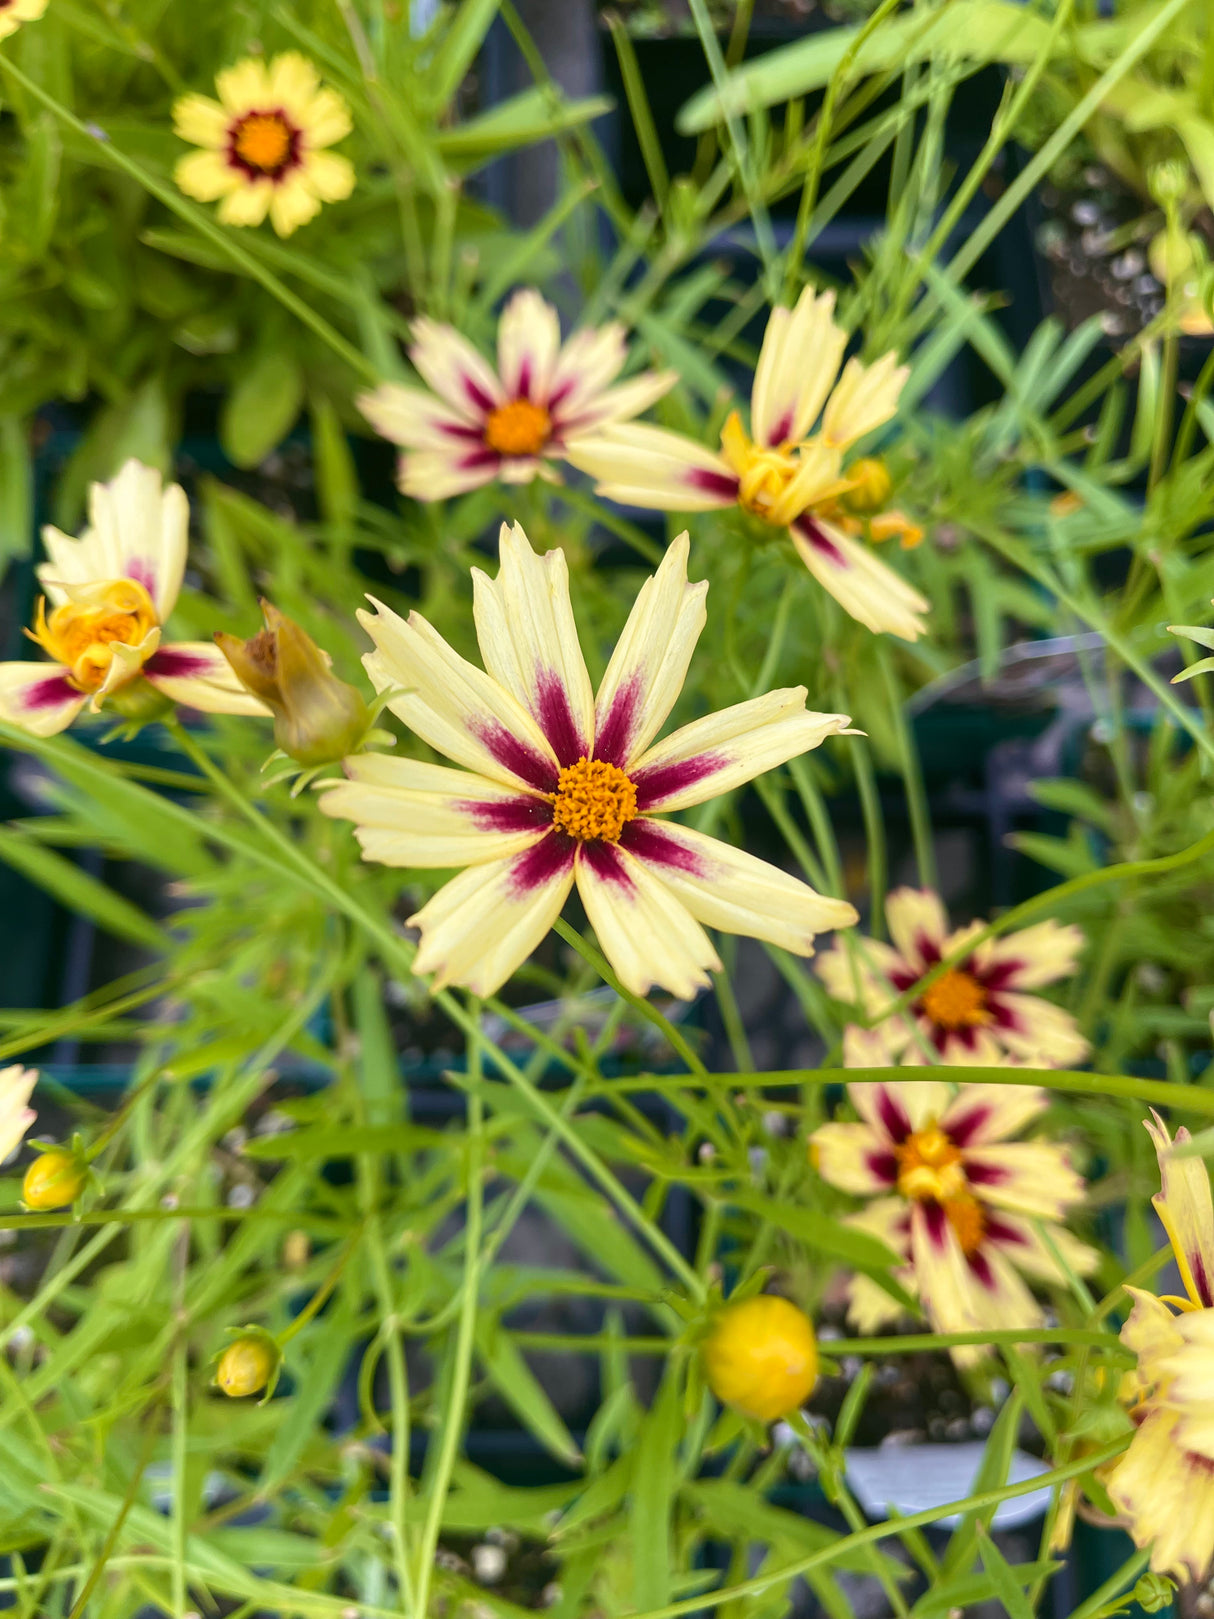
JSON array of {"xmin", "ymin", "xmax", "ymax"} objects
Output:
[{"xmin": 507, "ymin": 829, "xmax": 575, "ymax": 895}]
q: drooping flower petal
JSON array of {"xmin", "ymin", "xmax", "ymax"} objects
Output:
[
  {"xmin": 1146, "ymin": 1112, "xmax": 1214, "ymax": 1308},
  {"xmin": 472, "ymin": 523, "xmax": 594, "ymax": 766},
  {"xmin": 791, "ymin": 515, "xmax": 928, "ymax": 641},
  {"xmin": 573, "ymin": 839, "xmax": 720, "ymax": 1000},
  {"xmin": 143, "ymin": 644, "xmax": 272, "ymax": 715},
  {"xmin": 565, "ymin": 423, "xmax": 740, "ymax": 511},
  {"xmin": 0, "ymin": 664, "xmax": 88, "ymax": 737}
]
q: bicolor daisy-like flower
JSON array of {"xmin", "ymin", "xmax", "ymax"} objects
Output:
[
  {"xmin": 1105, "ymin": 1114, "xmax": 1214, "ymax": 1582},
  {"xmin": 564, "ymin": 286, "xmax": 928, "ymax": 640},
  {"xmin": 0, "ymin": 1066, "xmax": 36, "ymax": 1162},
  {"xmin": 816, "ymin": 887, "xmax": 1089, "ymax": 1068},
  {"xmin": 320, "ymin": 524, "xmax": 859, "ymax": 997},
  {"xmin": 0, "ymin": 460, "xmax": 269, "ymax": 736},
  {"xmin": 0, "ymin": 0, "xmax": 47, "ymax": 41},
  {"xmin": 173, "ymin": 53, "xmax": 354, "ymax": 238},
  {"xmin": 357, "ymin": 289, "xmax": 677, "ymax": 500},
  {"xmin": 810, "ymin": 1079, "xmax": 1096, "ymax": 1358}
]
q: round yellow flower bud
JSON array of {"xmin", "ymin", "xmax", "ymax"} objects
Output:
[
  {"xmin": 215, "ymin": 1335, "xmax": 278, "ymax": 1399},
  {"xmin": 840, "ymin": 457, "xmax": 893, "ymax": 515},
  {"xmin": 702, "ymin": 1295, "xmax": 819, "ymax": 1422},
  {"xmin": 22, "ymin": 1149, "xmax": 86, "ymax": 1210}
]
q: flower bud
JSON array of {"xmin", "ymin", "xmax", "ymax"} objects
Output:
[
  {"xmin": 702, "ymin": 1294, "xmax": 818, "ymax": 1422},
  {"xmin": 22, "ymin": 1147, "xmax": 87, "ymax": 1210},
  {"xmin": 839, "ymin": 457, "xmax": 893, "ymax": 515},
  {"xmin": 215, "ymin": 1331, "xmax": 281, "ymax": 1399},
  {"xmin": 215, "ymin": 602, "xmax": 369, "ymax": 767}
]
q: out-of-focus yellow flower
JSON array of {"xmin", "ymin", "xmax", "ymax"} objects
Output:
[
  {"xmin": 215, "ymin": 601, "xmax": 369, "ymax": 768},
  {"xmin": 215, "ymin": 1331, "xmax": 281, "ymax": 1399},
  {"xmin": 22, "ymin": 1146, "xmax": 87, "ymax": 1210},
  {"xmin": 1105, "ymin": 1114, "xmax": 1214, "ymax": 1582},
  {"xmin": 702, "ymin": 1295, "xmax": 819, "ymax": 1421},
  {"xmin": 173, "ymin": 53, "xmax": 354, "ymax": 237},
  {"xmin": 0, "ymin": 0, "xmax": 47, "ymax": 40}
]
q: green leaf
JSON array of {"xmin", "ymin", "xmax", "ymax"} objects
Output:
[
  {"xmin": 428, "ymin": 0, "xmax": 503, "ymax": 113},
  {"xmin": 220, "ymin": 347, "xmax": 305, "ymax": 471},
  {"xmin": 310, "ymin": 394, "xmax": 358, "ymax": 537},
  {"xmin": 437, "ymin": 89, "xmax": 614, "ymax": 167},
  {"xmin": 727, "ymin": 1191, "xmax": 913, "ymax": 1297},
  {"xmin": 240, "ymin": 1122, "xmax": 448, "ymax": 1160},
  {"xmin": 475, "ymin": 1320, "xmax": 582, "ymax": 1466},
  {"xmin": 632, "ymin": 1368, "xmax": 682, "ymax": 1611},
  {"xmin": 0, "ymin": 416, "xmax": 32, "ymax": 572}
]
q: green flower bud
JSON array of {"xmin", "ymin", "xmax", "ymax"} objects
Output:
[
  {"xmin": 1132, "ymin": 1574, "xmax": 1174, "ymax": 1612},
  {"xmin": 215, "ymin": 601, "xmax": 369, "ymax": 768},
  {"xmin": 22, "ymin": 1146, "xmax": 87, "ymax": 1210},
  {"xmin": 1147, "ymin": 159, "xmax": 1190, "ymax": 209},
  {"xmin": 214, "ymin": 1329, "xmax": 281, "ymax": 1399}
]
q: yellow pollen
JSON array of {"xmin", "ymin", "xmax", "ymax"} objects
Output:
[
  {"xmin": 484, "ymin": 398, "xmax": 551, "ymax": 457},
  {"xmin": 895, "ymin": 1124, "xmax": 968, "ymax": 1203},
  {"xmin": 30, "ymin": 578, "xmax": 158, "ymax": 694},
  {"xmin": 232, "ymin": 111, "xmax": 294, "ymax": 174},
  {"xmin": 719, "ymin": 410, "xmax": 802, "ymax": 525},
  {"xmin": 943, "ymin": 1191, "xmax": 987, "ymax": 1257},
  {"xmin": 551, "ymin": 757, "xmax": 638, "ymax": 844},
  {"xmin": 921, "ymin": 968, "xmax": 989, "ymax": 1030}
]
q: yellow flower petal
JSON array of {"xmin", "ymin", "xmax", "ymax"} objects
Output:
[
  {"xmin": 1145, "ymin": 1111, "xmax": 1214, "ymax": 1308},
  {"xmin": 175, "ymin": 148, "xmax": 241, "ymax": 204},
  {"xmin": 172, "ymin": 92, "xmax": 230, "ymax": 149}
]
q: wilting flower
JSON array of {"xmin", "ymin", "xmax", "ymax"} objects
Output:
[
  {"xmin": 0, "ymin": 460, "xmax": 269, "ymax": 736},
  {"xmin": 173, "ymin": 53, "xmax": 354, "ymax": 238},
  {"xmin": 320, "ymin": 523, "xmax": 858, "ymax": 997},
  {"xmin": 564, "ymin": 287, "xmax": 928, "ymax": 640},
  {"xmin": 0, "ymin": 0, "xmax": 47, "ymax": 41},
  {"xmin": 1105, "ymin": 1114, "xmax": 1214, "ymax": 1582},
  {"xmin": 816, "ymin": 886, "xmax": 1089, "ymax": 1068},
  {"xmin": 702, "ymin": 1295, "xmax": 819, "ymax": 1421},
  {"xmin": 811, "ymin": 1080, "xmax": 1096, "ymax": 1357},
  {"xmin": 357, "ymin": 288, "xmax": 676, "ymax": 500},
  {"xmin": 0, "ymin": 1067, "xmax": 36, "ymax": 1162},
  {"xmin": 215, "ymin": 601, "xmax": 370, "ymax": 768}
]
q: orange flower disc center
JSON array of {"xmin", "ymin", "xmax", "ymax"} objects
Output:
[
  {"xmin": 719, "ymin": 411, "xmax": 800, "ymax": 525},
  {"xmin": 551, "ymin": 757, "xmax": 638, "ymax": 844},
  {"xmin": 484, "ymin": 398, "xmax": 551, "ymax": 457},
  {"xmin": 31, "ymin": 579, "xmax": 158, "ymax": 693},
  {"xmin": 943, "ymin": 1191, "xmax": 987, "ymax": 1256},
  {"xmin": 895, "ymin": 1124, "xmax": 968, "ymax": 1203},
  {"xmin": 921, "ymin": 967, "xmax": 988, "ymax": 1030},
  {"xmin": 232, "ymin": 111, "xmax": 294, "ymax": 175}
]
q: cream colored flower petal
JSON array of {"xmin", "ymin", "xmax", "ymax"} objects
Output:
[
  {"xmin": 975, "ymin": 919, "xmax": 1086, "ymax": 989},
  {"xmin": 0, "ymin": 664, "xmax": 86, "ymax": 736},
  {"xmin": 993, "ymin": 992, "xmax": 1089, "ymax": 1068},
  {"xmin": 301, "ymin": 88, "xmax": 353, "ymax": 149},
  {"xmin": 269, "ymin": 175, "xmax": 322, "ymax": 237},
  {"xmin": 930, "ymin": 1024, "xmax": 1008, "ymax": 1067},
  {"xmin": 471, "ymin": 522, "xmax": 594, "ymax": 765},
  {"xmin": 884, "ymin": 887, "xmax": 949, "ymax": 972},
  {"xmin": 215, "ymin": 58, "xmax": 274, "ymax": 116},
  {"xmin": 410, "ymin": 316, "xmax": 505, "ymax": 423},
  {"xmin": 142, "ymin": 643, "xmax": 273, "ymax": 715},
  {"xmin": 358, "ymin": 383, "xmax": 484, "ymax": 451},
  {"xmin": 963, "ymin": 1141, "xmax": 1086, "ymax": 1220},
  {"xmin": 1120, "ymin": 1285, "xmax": 1184, "ymax": 1392},
  {"xmin": 841, "ymin": 1020, "xmax": 907, "ymax": 1066},
  {"xmin": 844, "ymin": 1199, "xmax": 915, "ymax": 1331},
  {"xmin": 845, "ymin": 1271, "xmax": 908, "ymax": 1333},
  {"xmin": 358, "ymin": 597, "xmax": 560, "ymax": 792},
  {"xmin": 591, "ymin": 532, "xmax": 706, "ymax": 772},
  {"xmin": 620, "ymin": 819, "xmax": 857, "ymax": 956},
  {"xmin": 497, "ymin": 289, "xmax": 562, "ymax": 405},
  {"xmin": 816, "ymin": 934, "xmax": 904, "ymax": 1015},
  {"xmin": 574, "ymin": 841, "xmax": 720, "ymax": 1000},
  {"xmin": 629, "ymin": 688, "xmax": 853, "ymax": 812},
  {"xmin": 0, "ymin": 1065, "xmax": 37, "ymax": 1163},
  {"xmin": 39, "ymin": 459, "xmax": 189, "ymax": 619},
  {"xmin": 409, "ymin": 835, "xmax": 576, "ymax": 996},
  {"xmin": 910, "ymin": 1201, "xmax": 1043, "ymax": 1360},
  {"xmin": 564, "ymin": 423, "xmax": 739, "ymax": 512},
  {"xmin": 751, "ymin": 288, "xmax": 848, "ymax": 448},
  {"xmin": 938, "ymin": 1082, "xmax": 1048, "ymax": 1147},
  {"xmin": 554, "ymin": 369, "xmax": 678, "ymax": 437},
  {"xmin": 1107, "ymin": 1407, "xmax": 1214, "ymax": 1582},
  {"xmin": 172, "ymin": 93, "xmax": 230, "ymax": 149},
  {"xmin": 13, "ymin": 0, "xmax": 48, "ymax": 21},
  {"xmin": 811, "ymin": 1121, "xmax": 896, "ymax": 1195},
  {"xmin": 217, "ymin": 179, "xmax": 274, "ymax": 227},
  {"xmin": 821, "ymin": 352, "xmax": 908, "ymax": 449},
  {"xmin": 303, "ymin": 150, "xmax": 355, "ymax": 203},
  {"xmin": 266, "ymin": 52, "xmax": 322, "ymax": 121},
  {"xmin": 791, "ymin": 516, "xmax": 928, "ymax": 640},
  {"xmin": 985, "ymin": 1210, "xmax": 1098, "ymax": 1286},
  {"xmin": 1159, "ymin": 1311, "xmax": 1214, "ymax": 1461},
  {"xmin": 549, "ymin": 322, "xmax": 629, "ymax": 416},
  {"xmin": 175, "ymin": 148, "xmax": 242, "ymax": 202},
  {"xmin": 1145, "ymin": 1112, "xmax": 1214, "ymax": 1309},
  {"xmin": 92, "ymin": 630, "xmax": 159, "ymax": 705},
  {"xmin": 397, "ymin": 446, "xmax": 501, "ymax": 500},
  {"xmin": 848, "ymin": 1079, "xmax": 953, "ymax": 1141}
]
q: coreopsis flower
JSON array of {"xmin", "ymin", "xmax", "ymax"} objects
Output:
[
  {"xmin": 215, "ymin": 601, "xmax": 370, "ymax": 768},
  {"xmin": 320, "ymin": 523, "xmax": 859, "ymax": 998},
  {"xmin": 816, "ymin": 886, "xmax": 1089, "ymax": 1068},
  {"xmin": 357, "ymin": 289, "xmax": 677, "ymax": 499},
  {"xmin": 702, "ymin": 1295, "xmax": 819, "ymax": 1421},
  {"xmin": 173, "ymin": 53, "xmax": 354, "ymax": 238},
  {"xmin": 0, "ymin": 0, "xmax": 47, "ymax": 40},
  {"xmin": 810, "ymin": 1080, "xmax": 1097, "ymax": 1357},
  {"xmin": 1106, "ymin": 1114, "xmax": 1214, "ymax": 1582},
  {"xmin": 0, "ymin": 460, "xmax": 268, "ymax": 736},
  {"xmin": 564, "ymin": 286, "xmax": 929, "ymax": 640},
  {"xmin": 0, "ymin": 1067, "xmax": 36, "ymax": 1161}
]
